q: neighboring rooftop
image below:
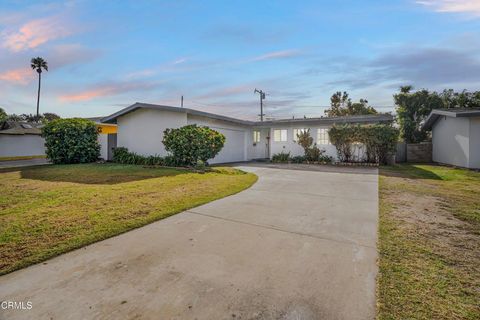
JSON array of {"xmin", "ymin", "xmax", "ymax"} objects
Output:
[
  {"xmin": 422, "ymin": 108, "xmax": 480, "ymax": 130},
  {"xmin": 102, "ymin": 102, "xmax": 393, "ymax": 126},
  {"xmin": 0, "ymin": 121, "xmax": 43, "ymax": 135}
]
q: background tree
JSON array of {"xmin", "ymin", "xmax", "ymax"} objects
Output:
[
  {"xmin": 42, "ymin": 113, "xmax": 61, "ymax": 122},
  {"xmin": 0, "ymin": 107, "xmax": 7, "ymax": 123},
  {"xmin": 395, "ymin": 86, "xmax": 444, "ymax": 143},
  {"xmin": 30, "ymin": 57, "xmax": 48, "ymax": 117},
  {"xmin": 325, "ymin": 91, "xmax": 378, "ymax": 117}
]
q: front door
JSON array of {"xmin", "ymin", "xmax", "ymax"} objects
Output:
[{"xmin": 252, "ymin": 129, "xmax": 270, "ymax": 159}]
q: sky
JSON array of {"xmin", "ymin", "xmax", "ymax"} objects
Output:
[{"xmin": 1, "ymin": 0, "xmax": 480, "ymax": 120}]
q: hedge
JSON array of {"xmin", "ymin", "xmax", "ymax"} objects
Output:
[
  {"xmin": 328, "ymin": 123, "xmax": 398, "ymax": 164},
  {"xmin": 42, "ymin": 118, "xmax": 100, "ymax": 164}
]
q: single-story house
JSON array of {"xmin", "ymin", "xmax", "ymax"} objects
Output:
[
  {"xmin": 86, "ymin": 117, "xmax": 118, "ymax": 160},
  {"xmin": 102, "ymin": 102, "xmax": 393, "ymax": 164},
  {"xmin": 423, "ymin": 108, "xmax": 480, "ymax": 169},
  {"xmin": 0, "ymin": 121, "xmax": 46, "ymax": 158}
]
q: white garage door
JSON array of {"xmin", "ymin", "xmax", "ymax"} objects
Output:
[{"xmin": 209, "ymin": 128, "xmax": 245, "ymax": 164}]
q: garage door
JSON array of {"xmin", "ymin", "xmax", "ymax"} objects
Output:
[{"xmin": 209, "ymin": 128, "xmax": 245, "ymax": 164}]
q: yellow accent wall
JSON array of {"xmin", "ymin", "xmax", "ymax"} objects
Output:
[{"xmin": 97, "ymin": 124, "xmax": 117, "ymax": 134}]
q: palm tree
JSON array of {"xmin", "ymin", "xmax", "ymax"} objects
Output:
[{"xmin": 30, "ymin": 57, "xmax": 48, "ymax": 117}]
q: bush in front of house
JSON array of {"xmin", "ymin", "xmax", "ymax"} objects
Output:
[
  {"xmin": 295, "ymin": 130, "xmax": 332, "ymax": 163},
  {"xmin": 272, "ymin": 151, "xmax": 291, "ymax": 163},
  {"xmin": 112, "ymin": 147, "xmax": 165, "ymax": 166},
  {"xmin": 42, "ymin": 118, "xmax": 100, "ymax": 164},
  {"xmin": 329, "ymin": 123, "xmax": 399, "ymax": 164},
  {"xmin": 162, "ymin": 124, "xmax": 225, "ymax": 166}
]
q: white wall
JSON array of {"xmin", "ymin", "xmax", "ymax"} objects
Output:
[
  {"xmin": 0, "ymin": 135, "xmax": 46, "ymax": 157},
  {"xmin": 117, "ymin": 108, "xmax": 187, "ymax": 156},
  {"xmin": 264, "ymin": 125, "xmax": 338, "ymax": 160},
  {"xmin": 469, "ymin": 117, "xmax": 480, "ymax": 169},
  {"xmin": 98, "ymin": 134, "xmax": 109, "ymax": 160},
  {"xmin": 432, "ymin": 116, "xmax": 470, "ymax": 168},
  {"xmin": 187, "ymin": 115, "xmax": 249, "ymax": 164}
]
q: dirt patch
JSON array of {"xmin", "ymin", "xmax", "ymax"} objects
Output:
[{"xmin": 384, "ymin": 188, "xmax": 480, "ymax": 269}]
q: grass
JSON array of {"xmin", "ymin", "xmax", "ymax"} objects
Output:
[
  {"xmin": 0, "ymin": 155, "xmax": 46, "ymax": 161},
  {"xmin": 378, "ymin": 164, "xmax": 480, "ymax": 320},
  {"xmin": 0, "ymin": 163, "xmax": 257, "ymax": 275}
]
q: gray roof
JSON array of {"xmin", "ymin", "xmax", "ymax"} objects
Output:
[
  {"xmin": 0, "ymin": 121, "xmax": 43, "ymax": 135},
  {"xmin": 101, "ymin": 103, "xmax": 254, "ymax": 126},
  {"xmin": 101, "ymin": 102, "xmax": 394, "ymax": 127},
  {"xmin": 422, "ymin": 108, "xmax": 480, "ymax": 130}
]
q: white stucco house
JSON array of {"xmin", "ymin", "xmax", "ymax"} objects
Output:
[
  {"xmin": 101, "ymin": 102, "xmax": 393, "ymax": 164},
  {"xmin": 423, "ymin": 108, "xmax": 480, "ymax": 169}
]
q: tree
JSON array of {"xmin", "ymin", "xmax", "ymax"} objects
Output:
[
  {"xmin": 0, "ymin": 107, "xmax": 7, "ymax": 123},
  {"xmin": 43, "ymin": 112, "xmax": 61, "ymax": 122},
  {"xmin": 295, "ymin": 129, "xmax": 325, "ymax": 162},
  {"xmin": 394, "ymin": 86, "xmax": 443, "ymax": 143},
  {"xmin": 325, "ymin": 91, "xmax": 378, "ymax": 117},
  {"xmin": 30, "ymin": 57, "xmax": 48, "ymax": 117}
]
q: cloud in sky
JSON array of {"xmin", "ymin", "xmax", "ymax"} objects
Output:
[
  {"xmin": 251, "ymin": 49, "xmax": 303, "ymax": 62},
  {"xmin": 59, "ymin": 80, "xmax": 159, "ymax": 102},
  {"xmin": 1, "ymin": 16, "xmax": 72, "ymax": 52},
  {"xmin": 0, "ymin": 68, "xmax": 32, "ymax": 85},
  {"xmin": 417, "ymin": 0, "xmax": 480, "ymax": 16},
  {"xmin": 325, "ymin": 43, "xmax": 480, "ymax": 91}
]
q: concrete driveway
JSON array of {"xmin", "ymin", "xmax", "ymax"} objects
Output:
[{"xmin": 0, "ymin": 165, "xmax": 378, "ymax": 320}]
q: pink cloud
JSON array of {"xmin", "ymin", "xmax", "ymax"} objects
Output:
[
  {"xmin": 2, "ymin": 16, "xmax": 72, "ymax": 52},
  {"xmin": 417, "ymin": 0, "xmax": 480, "ymax": 16},
  {"xmin": 0, "ymin": 68, "xmax": 32, "ymax": 85},
  {"xmin": 59, "ymin": 81, "xmax": 158, "ymax": 102},
  {"xmin": 251, "ymin": 49, "xmax": 302, "ymax": 61}
]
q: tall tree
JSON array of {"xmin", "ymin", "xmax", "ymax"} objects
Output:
[
  {"xmin": 325, "ymin": 91, "xmax": 377, "ymax": 117},
  {"xmin": 30, "ymin": 57, "xmax": 48, "ymax": 117},
  {"xmin": 394, "ymin": 86, "xmax": 443, "ymax": 143}
]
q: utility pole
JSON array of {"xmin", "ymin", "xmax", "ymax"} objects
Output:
[
  {"xmin": 254, "ymin": 88, "xmax": 266, "ymax": 122},
  {"xmin": 181, "ymin": 95, "xmax": 184, "ymax": 108}
]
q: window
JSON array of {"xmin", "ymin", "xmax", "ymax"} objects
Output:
[
  {"xmin": 253, "ymin": 130, "xmax": 261, "ymax": 143},
  {"xmin": 273, "ymin": 129, "xmax": 287, "ymax": 142},
  {"xmin": 293, "ymin": 128, "xmax": 308, "ymax": 142},
  {"xmin": 317, "ymin": 128, "xmax": 330, "ymax": 144}
]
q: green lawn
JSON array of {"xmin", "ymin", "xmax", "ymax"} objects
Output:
[
  {"xmin": 0, "ymin": 163, "xmax": 257, "ymax": 275},
  {"xmin": 378, "ymin": 164, "xmax": 480, "ymax": 320}
]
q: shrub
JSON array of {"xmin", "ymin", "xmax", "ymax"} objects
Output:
[
  {"xmin": 163, "ymin": 124, "xmax": 225, "ymax": 166},
  {"xmin": 291, "ymin": 155, "xmax": 306, "ymax": 163},
  {"xmin": 112, "ymin": 147, "xmax": 164, "ymax": 166},
  {"xmin": 295, "ymin": 130, "xmax": 327, "ymax": 162},
  {"xmin": 329, "ymin": 124, "xmax": 399, "ymax": 164},
  {"xmin": 42, "ymin": 118, "xmax": 100, "ymax": 164},
  {"xmin": 272, "ymin": 151, "xmax": 291, "ymax": 163}
]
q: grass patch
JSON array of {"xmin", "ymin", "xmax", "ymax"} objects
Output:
[
  {"xmin": 0, "ymin": 155, "xmax": 46, "ymax": 161},
  {"xmin": 378, "ymin": 164, "xmax": 480, "ymax": 319},
  {"xmin": 0, "ymin": 163, "xmax": 257, "ymax": 275}
]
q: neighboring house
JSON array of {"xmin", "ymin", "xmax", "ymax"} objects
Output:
[
  {"xmin": 86, "ymin": 117, "xmax": 118, "ymax": 160},
  {"xmin": 0, "ymin": 121, "xmax": 46, "ymax": 158},
  {"xmin": 423, "ymin": 108, "xmax": 480, "ymax": 169},
  {"xmin": 102, "ymin": 103, "xmax": 393, "ymax": 164}
]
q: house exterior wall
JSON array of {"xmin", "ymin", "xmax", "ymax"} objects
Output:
[
  {"xmin": 98, "ymin": 134, "xmax": 109, "ymax": 160},
  {"xmin": 469, "ymin": 117, "xmax": 480, "ymax": 169},
  {"xmin": 0, "ymin": 135, "xmax": 46, "ymax": 157},
  {"xmin": 432, "ymin": 116, "xmax": 470, "ymax": 168},
  {"xmin": 261, "ymin": 124, "xmax": 338, "ymax": 159},
  {"xmin": 117, "ymin": 108, "xmax": 187, "ymax": 156}
]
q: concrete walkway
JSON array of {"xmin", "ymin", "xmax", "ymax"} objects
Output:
[
  {"xmin": 0, "ymin": 166, "xmax": 379, "ymax": 320},
  {"xmin": 0, "ymin": 158, "xmax": 49, "ymax": 169}
]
